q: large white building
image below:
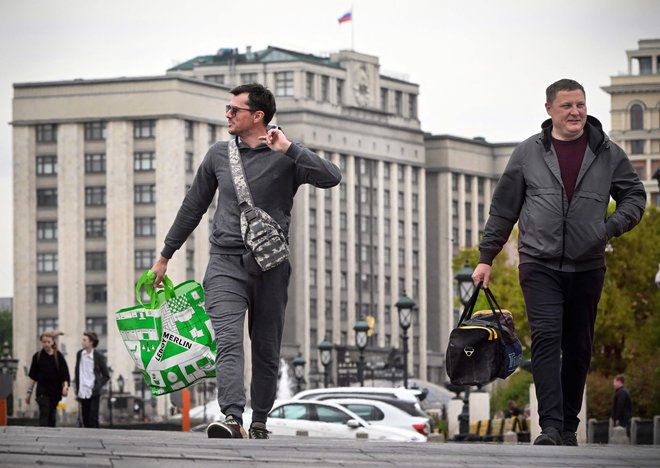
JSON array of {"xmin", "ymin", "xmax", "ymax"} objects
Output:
[{"xmin": 602, "ymin": 38, "xmax": 660, "ymax": 207}]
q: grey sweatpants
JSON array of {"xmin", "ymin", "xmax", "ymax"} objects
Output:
[{"xmin": 203, "ymin": 253, "xmax": 290, "ymax": 424}]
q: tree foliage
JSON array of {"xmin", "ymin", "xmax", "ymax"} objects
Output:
[{"xmin": 0, "ymin": 310, "xmax": 11, "ymax": 350}]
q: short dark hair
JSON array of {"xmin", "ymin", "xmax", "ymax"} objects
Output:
[
  {"xmin": 546, "ymin": 79, "xmax": 585, "ymax": 104},
  {"xmin": 615, "ymin": 374, "xmax": 625, "ymax": 384},
  {"xmin": 230, "ymin": 83, "xmax": 276, "ymax": 125},
  {"xmin": 84, "ymin": 331, "xmax": 100, "ymax": 348}
]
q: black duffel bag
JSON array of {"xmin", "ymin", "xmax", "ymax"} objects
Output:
[{"xmin": 445, "ymin": 283, "xmax": 522, "ymax": 386}]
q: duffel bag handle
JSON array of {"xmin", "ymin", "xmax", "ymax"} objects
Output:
[
  {"xmin": 135, "ymin": 270, "xmax": 175, "ymax": 309},
  {"xmin": 456, "ymin": 281, "xmax": 483, "ymax": 326}
]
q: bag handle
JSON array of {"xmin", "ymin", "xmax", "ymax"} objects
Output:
[
  {"xmin": 135, "ymin": 270, "xmax": 175, "ymax": 309},
  {"xmin": 482, "ymin": 287, "xmax": 507, "ymax": 338},
  {"xmin": 456, "ymin": 281, "xmax": 482, "ymax": 326}
]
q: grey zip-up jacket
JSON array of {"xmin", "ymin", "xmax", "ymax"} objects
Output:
[
  {"xmin": 161, "ymin": 138, "xmax": 342, "ymax": 259},
  {"xmin": 479, "ymin": 116, "xmax": 646, "ymax": 272}
]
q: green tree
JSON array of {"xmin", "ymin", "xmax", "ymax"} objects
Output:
[{"xmin": 588, "ymin": 205, "xmax": 660, "ymax": 418}]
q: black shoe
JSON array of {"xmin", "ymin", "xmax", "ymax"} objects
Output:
[
  {"xmin": 561, "ymin": 431, "xmax": 578, "ymax": 446},
  {"xmin": 248, "ymin": 422, "xmax": 270, "ymax": 439},
  {"xmin": 533, "ymin": 427, "xmax": 562, "ymax": 445},
  {"xmin": 207, "ymin": 416, "xmax": 247, "ymax": 439}
]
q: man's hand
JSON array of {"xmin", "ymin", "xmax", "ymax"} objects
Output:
[
  {"xmin": 472, "ymin": 263, "xmax": 492, "ymax": 288},
  {"xmin": 151, "ymin": 256, "xmax": 170, "ymax": 288},
  {"xmin": 259, "ymin": 127, "xmax": 291, "ymax": 153}
]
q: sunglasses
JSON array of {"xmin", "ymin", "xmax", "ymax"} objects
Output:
[{"xmin": 225, "ymin": 104, "xmax": 254, "ymax": 116}]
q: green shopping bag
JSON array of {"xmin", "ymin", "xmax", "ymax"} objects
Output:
[{"xmin": 115, "ymin": 270, "xmax": 216, "ymax": 396}]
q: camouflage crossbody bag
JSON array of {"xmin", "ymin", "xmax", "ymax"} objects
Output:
[{"xmin": 228, "ymin": 138, "xmax": 289, "ymax": 272}]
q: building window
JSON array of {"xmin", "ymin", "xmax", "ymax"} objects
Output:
[
  {"xmin": 36, "ymin": 156, "xmax": 57, "ymax": 175},
  {"xmin": 86, "ymin": 317, "xmax": 107, "ymax": 337},
  {"xmin": 241, "ymin": 73, "xmax": 257, "ymax": 84},
  {"xmin": 134, "ymin": 120, "xmax": 155, "ymax": 139},
  {"xmin": 204, "ymin": 74, "xmax": 224, "ymax": 84},
  {"xmin": 631, "ymin": 162, "xmax": 646, "ymax": 180},
  {"xmin": 341, "ymin": 272, "xmax": 347, "ymax": 290},
  {"xmin": 306, "ymin": 72, "xmax": 315, "ymax": 99},
  {"xmin": 36, "ymin": 124, "xmax": 57, "ymax": 143},
  {"xmin": 37, "ymin": 286, "xmax": 58, "ymax": 305},
  {"xmin": 185, "ymin": 152, "xmax": 194, "ymax": 173},
  {"xmin": 135, "ymin": 217, "xmax": 156, "ymax": 237},
  {"xmin": 630, "ymin": 140, "xmax": 645, "ymax": 155},
  {"xmin": 310, "ymin": 269, "xmax": 316, "ymax": 287},
  {"xmin": 85, "ymin": 153, "xmax": 106, "ymax": 173},
  {"xmin": 208, "ymin": 125, "xmax": 217, "ymax": 144},
  {"xmin": 134, "ymin": 184, "xmax": 156, "ymax": 204},
  {"xmin": 86, "ymin": 284, "xmax": 107, "ymax": 303},
  {"xmin": 380, "ymin": 88, "xmax": 389, "ymax": 112},
  {"xmin": 86, "ymin": 251, "xmax": 106, "ymax": 271},
  {"xmin": 630, "ymin": 104, "xmax": 644, "ymax": 130},
  {"xmin": 84, "ymin": 121, "xmax": 106, "ymax": 141},
  {"xmin": 452, "ymin": 173, "xmax": 458, "ymax": 191},
  {"xmin": 85, "ymin": 186, "xmax": 106, "ymax": 206},
  {"xmin": 336, "ymin": 79, "xmax": 344, "ymax": 105},
  {"xmin": 340, "ymin": 212, "xmax": 347, "ymax": 230},
  {"xmin": 37, "ymin": 252, "xmax": 57, "ymax": 272},
  {"xmin": 275, "ymin": 71, "xmax": 294, "ymax": 97},
  {"xmin": 37, "ymin": 221, "xmax": 57, "ymax": 240},
  {"xmin": 408, "ymin": 94, "xmax": 417, "ymax": 118},
  {"xmin": 310, "ymin": 208, "xmax": 316, "ymax": 226},
  {"xmin": 134, "ymin": 152, "xmax": 155, "ymax": 171},
  {"xmin": 321, "ymin": 76, "xmax": 329, "ymax": 102},
  {"xmin": 135, "ymin": 249, "xmax": 155, "ymax": 270},
  {"xmin": 394, "ymin": 91, "xmax": 403, "ymax": 115},
  {"xmin": 637, "ymin": 56, "xmax": 652, "ymax": 75},
  {"xmin": 186, "ymin": 250, "xmax": 194, "ymax": 271},
  {"xmin": 85, "ymin": 218, "xmax": 106, "ymax": 238},
  {"xmin": 37, "ymin": 318, "xmax": 59, "ymax": 337},
  {"xmin": 185, "ymin": 120, "xmax": 194, "ymax": 140},
  {"xmin": 37, "ymin": 188, "xmax": 57, "ymax": 207}
]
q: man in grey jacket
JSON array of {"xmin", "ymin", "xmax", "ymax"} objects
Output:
[
  {"xmin": 151, "ymin": 83, "xmax": 341, "ymax": 439},
  {"xmin": 472, "ymin": 79, "xmax": 645, "ymax": 446}
]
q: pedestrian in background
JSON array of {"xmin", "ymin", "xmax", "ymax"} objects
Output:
[
  {"xmin": 611, "ymin": 374, "xmax": 632, "ymax": 436},
  {"xmin": 25, "ymin": 331, "xmax": 70, "ymax": 427},
  {"xmin": 505, "ymin": 399, "xmax": 521, "ymax": 418},
  {"xmin": 151, "ymin": 83, "xmax": 341, "ymax": 439},
  {"xmin": 472, "ymin": 79, "xmax": 646, "ymax": 446},
  {"xmin": 74, "ymin": 331, "xmax": 110, "ymax": 428}
]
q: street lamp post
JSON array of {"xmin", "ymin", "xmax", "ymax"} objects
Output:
[
  {"xmin": 395, "ymin": 293, "xmax": 416, "ymax": 389},
  {"xmin": 132, "ymin": 368, "xmax": 145, "ymax": 422},
  {"xmin": 292, "ymin": 354, "xmax": 306, "ymax": 394},
  {"xmin": 454, "ymin": 259, "xmax": 475, "ymax": 434},
  {"xmin": 318, "ymin": 339, "xmax": 333, "ymax": 388},
  {"xmin": 107, "ymin": 367, "xmax": 113, "ymax": 428},
  {"xmin": 353, "ymin": 321, "xmax": 369, "ymax": 387}
]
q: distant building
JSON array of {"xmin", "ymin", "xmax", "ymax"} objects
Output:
[
  {"xmin": 602, "ymin": 38, "xmax": 660, "ymax": 207},
  {"xmin": 0, "ymin": 297, "xmax": 12, "ymax": 312}
]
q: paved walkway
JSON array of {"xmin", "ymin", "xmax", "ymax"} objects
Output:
[{"xmin": 1, "ymin": 426, "xmax": 659, "ymax": 467}]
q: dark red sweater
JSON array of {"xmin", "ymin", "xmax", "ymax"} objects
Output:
[{"xmin": 552, "ymin": 131, "xmax": 588, "ymax": 203}]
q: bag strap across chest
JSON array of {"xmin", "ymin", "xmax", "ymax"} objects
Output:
[{"xmin": 228, "ymin": 138, "xmax": 254, "ymax": 210}]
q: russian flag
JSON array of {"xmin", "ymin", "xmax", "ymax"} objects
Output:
[{"xmin": 338, "ymin": 10, "xmax": 352, "ymax": 24}]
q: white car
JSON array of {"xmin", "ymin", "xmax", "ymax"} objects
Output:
[
  {"xmin": 293, "ymin": 386, "xmax": 424, "ymax": 408},
  {"xmin": 256, "ymin": 400, "xmax": 426, "ymax": 442},
  {"xmin": 327, "ymin": 398, "xmax": 431, "ymax": 436}
]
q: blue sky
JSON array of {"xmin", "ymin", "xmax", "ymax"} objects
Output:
[{"xmin": 1, "ymin": 0, "xmax": 659, "ymax": 296}]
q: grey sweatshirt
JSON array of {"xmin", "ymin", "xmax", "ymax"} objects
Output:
[{"xmin": 161, "ymin": 138, "xmax": 342, "ymax": 258}]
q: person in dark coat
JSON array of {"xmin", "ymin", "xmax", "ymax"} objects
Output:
[
  {"xmin": 25, "ymin": 331, "xmax": 70, "ymax": 427},
  {"xmin": 612, "ymin": 374, "xmax": 632, "ymax": 436},
  {"xmin": 74, "ymin": 331, "xmax": 110, "ymax": 428}
]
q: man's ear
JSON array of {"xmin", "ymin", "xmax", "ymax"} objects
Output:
[
  {"xmin": 545, "ymin": 102, "xmax": 551, "ymax": 115},
  {"xmin": 252, "ymin": 110, "xmax": 265, "ymax": 124}
]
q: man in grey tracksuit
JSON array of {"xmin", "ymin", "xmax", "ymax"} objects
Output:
[
  {"xmin": 151, "ymin": 83, "xmax": 341, "ymax": 439},
  {"xmin": 472, "ymin": 79, "xmax": 645, "ymax": 446}
]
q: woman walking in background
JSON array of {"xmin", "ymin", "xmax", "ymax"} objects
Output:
[{"xmin": 25, "ymin": 331, "xmax": 70, "ymax": 427}]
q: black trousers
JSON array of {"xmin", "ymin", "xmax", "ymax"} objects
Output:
[
  {"xmin": 519, "ymin": 263, "xmax": 605, "ymax": 432},
  {"xmin": 79, "ymin": 395, "xmax": 101, "ymax": 428},
  {"xmin": 36, "ymin": 394, "xmax": 59, "ymax": 427}
]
